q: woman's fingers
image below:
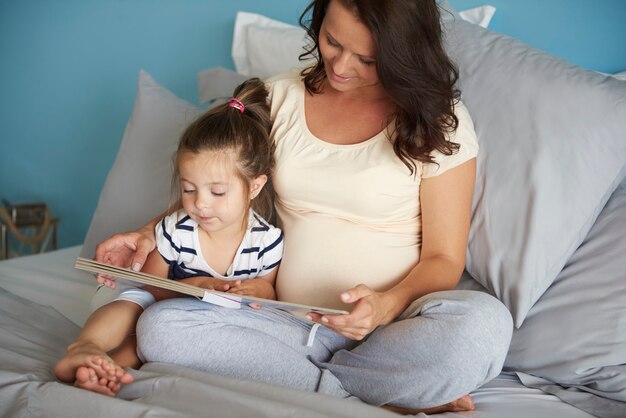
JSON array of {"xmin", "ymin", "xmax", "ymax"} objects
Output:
[
  {"xmin": 94, "ymin": 231, "xmax": 156, "ymax": 272},
  {"xmin": 339, "ymin": 283, "xmax": 373, "ymax": 304},
  {"xmin": 130, "ymin": 237, "xmax": 154, "ymax": 272},
  {"xmin": 305, "ymin": 285, "xmax": 383, "ymax": 340},
  {"xmin": 307, "ymin": 310, "xmax": 373, "ymax": 341}
]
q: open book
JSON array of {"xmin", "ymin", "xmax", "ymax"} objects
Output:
[{"xmin": 75, "ymin": 257, "xmax": 349, "ymax": 315}]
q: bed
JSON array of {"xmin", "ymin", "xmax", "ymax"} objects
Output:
[{"xmin": 1, "ymin": 2, "xmax": 625, "ymax": 417}]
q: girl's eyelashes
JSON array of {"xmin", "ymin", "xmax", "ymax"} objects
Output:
[{"xmin": 182, "ymin": 189, "xmax": 225, "ymax": 196}]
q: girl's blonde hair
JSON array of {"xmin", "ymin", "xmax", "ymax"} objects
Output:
[{"xmin": 172, "ymin": 78, "xmax": 274, "ymax": 220}]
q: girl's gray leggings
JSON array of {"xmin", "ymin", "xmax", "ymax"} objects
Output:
[{"xmin": 136, "ymin": 290, "xmax": 513, "ymax": 409}]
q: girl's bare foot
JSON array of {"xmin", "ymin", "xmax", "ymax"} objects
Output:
[
  {"xmin": 382, "ymin": 394, "xmax": 475, "ymax": 415},
  {"xmin": 54, "ymin": 341, "xmax": 133, "ymax": 396},
  {"xmin": 74, "ymin": 365, "xmax": 121, "ymax": 397}
]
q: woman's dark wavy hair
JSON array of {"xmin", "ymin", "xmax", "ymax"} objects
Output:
[{"xmin": 299, "ymin": 0, "xmax": 460, "ymax": 174}]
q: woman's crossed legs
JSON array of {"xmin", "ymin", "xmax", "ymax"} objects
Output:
[{"xmin": 136, "ymin": 290, "xmax": 512, "ymax": 410}]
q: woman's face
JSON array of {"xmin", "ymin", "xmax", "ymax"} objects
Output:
[{"xmin": 318, "ymin": 0, "xmax": 380, "ymax": 93}]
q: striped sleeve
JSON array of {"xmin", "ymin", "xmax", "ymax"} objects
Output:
[
  {"xmin": 155, "ymin": 210, "xmax": 196, "ymax": 265},
  {"xmin": 257, "ymin": 226, "xmax": 284, "ymax": 276}
]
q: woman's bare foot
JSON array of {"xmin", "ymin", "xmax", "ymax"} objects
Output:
[
  {"xmin": 54, "ymin": 341, "xmax": 134, "ymax": 396},
  {"xmin": 382, "ymin": 394, "xmax": 475, "ymax": 415}
]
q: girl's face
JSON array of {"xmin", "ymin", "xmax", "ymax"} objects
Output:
[
  {"xmin": 178, "ymin": 150, "xmax": 262, "ymax": 236},
  {"xmin": 319, "ymin": 0, "xmax": 380, "ymax": 93}
]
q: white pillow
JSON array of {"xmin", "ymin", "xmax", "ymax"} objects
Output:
[
  {"xmin": 613, "ymin": 70, "xmax": 626, "ymax": 81},
  {"xmin": 230, "ymin": 7, "xmax": 496, "ymax": 78},
  {"xmin": 231, "ymin": 11, "xmax": 308, "ymax": 78},
  {"xmin": 82, "ymin": 71, "xmax": 207, "ymax": 259},
  {"xmin": 246, "ymin": 24, "xmax": 312, "ymax": 79},
  {"xmin": 458, "ymin": 5, "xmax": 496, "ymax": 28}
]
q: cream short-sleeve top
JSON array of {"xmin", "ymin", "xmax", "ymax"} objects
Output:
[{"xmin": 267, "ymin": 72, "xmax": 478, "ymax": 310}]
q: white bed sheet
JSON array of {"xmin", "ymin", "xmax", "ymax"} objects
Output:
[{"xmin": 0, "ymin": 247, "xmax": 596, "ymax": 417}]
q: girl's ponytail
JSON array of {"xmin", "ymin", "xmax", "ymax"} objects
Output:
[
  {"xmin": 228, "ymin": 78, "xmax": 275, "ymax": 221},
  {"xmin": 174, "ymin": 78, "xmax": 275, "ymax": 222}
]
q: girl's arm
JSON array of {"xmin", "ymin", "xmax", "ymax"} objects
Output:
[
  {"xmin": 139, "ymin": 249, "xmax": 174, "ymax": 300},
  {"xmin": 141, "ymin": 249, "xmax": 234, "ymax": 301},
  {"xmin": 227, "ymin": 268, "xmax": 278, "ymax": 300},
  {"xmin": 310, "ymin": 159, "xmax": 476, "ymax": 340}
]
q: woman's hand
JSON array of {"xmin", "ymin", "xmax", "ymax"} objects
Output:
[
  {"xmin": 94, "ymin": 226, "xmax": 156, "ymax": 288},
  {"xmin": 307, "ymin": 284, "xmax": 396, "ymax": 341}
]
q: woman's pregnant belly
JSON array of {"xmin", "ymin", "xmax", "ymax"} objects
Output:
[{"xmin": 276, "ymin": 210, "xmax": 420, "ymax": 310}]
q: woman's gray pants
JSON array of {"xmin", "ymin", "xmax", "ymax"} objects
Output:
[{"xmin": 136, "ymin": 290, "xmax": 512, "ymax": 409}]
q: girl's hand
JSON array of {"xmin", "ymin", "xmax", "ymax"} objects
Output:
[
  {"xmin": 228, "ymin": 279, "xmax": 276, "ymax": 300},
  {"xmin": 94, "ymin": 228, "xmax": 156, "ymax": 288},
  {"xmin": 307, "ymin": 284, "xmax": 395, "ymax": 341},
  {"xmin": 181, "ymin": 276, "xmax": 232, "ymax": 292}
]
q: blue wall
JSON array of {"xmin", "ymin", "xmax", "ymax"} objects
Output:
[
  {"xmin": 452, "ymin": 0, "xmax": 626, "ymax": 74},
  {"xmin": 1, "ymin": 0, "xmax": 625, "ymax": 250}
]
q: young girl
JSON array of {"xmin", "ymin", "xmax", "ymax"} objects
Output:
[{"xmin": 54, "ymin": 78, "xmax": 283, "ymax": 396}]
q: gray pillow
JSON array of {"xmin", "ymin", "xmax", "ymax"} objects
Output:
[
  {"xmin": 506, "ymin": 177, "xmax": 626, "ymax": 415},
  {"xmin": 455, "ymin": 169, "xmax": 626, "ymax": 416},
  {"xmin": 442, "ymin": 9, "xmax": 626, "ymax": 327},
  {"xmin": 81, "ymin": 69, "xmax": 251, "ymax": 259},
  {"xmin": 80, "ymin": 70, "xmax": 203, "ymax": 259}
]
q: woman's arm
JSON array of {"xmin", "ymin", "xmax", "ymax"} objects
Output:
[
  {"xmin": 311, "ymin": 159, "xmax": 476, "ymax": 340},
  {"xmin": 95, "ymin": 203, "xmax": 181, "ymax": 288}
]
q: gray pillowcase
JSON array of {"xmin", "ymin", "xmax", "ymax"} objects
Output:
[
  {"xmin": 81, "ymin": 69, "xmax": 251, "ymax": 259},
  {"xmin": 442, "ymin": 8, "xmax": 626, "ymax": 327},
  {"xmin": 80, "ymin": 70, "xmax": 204, "ymax": 259},
  {"xmin": 455, "ymin": 178, "xmax": 626, "ymax": 415},
  {"xmin": 506, "ymin": 176, "xmax": 626, "ymax": 402}
]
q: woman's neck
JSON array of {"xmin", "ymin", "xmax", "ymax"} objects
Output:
[{"xmin": 319, "ymin": 78, "xmax": 392, "ymax": 104}]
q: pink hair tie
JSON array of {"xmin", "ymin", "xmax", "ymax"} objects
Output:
[{"xmin": 228, "ymin": 97, "xmax": 245, "ymax": 113}]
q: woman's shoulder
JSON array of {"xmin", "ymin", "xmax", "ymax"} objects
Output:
[
  {"xmin": 453, "ymin": 100, "xmax": 474, "ymax": 129},
  {"xmin": 421, "ymin": 100, "xmax": 479, "ymax": 178},
  {"xmin": 449, "ymin": 100, "xmax": 478, "ymax": 150},
  {"xmin": 265, "ymin": 68, "xmax": 302, "ymax": 88},
  {"xmin": 265, "ymin": 69, "xmax": 303, "ymax": 101},
  {"xmin": 265, "ymin": 69, "xmax": 304, "ymax": 123}
]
